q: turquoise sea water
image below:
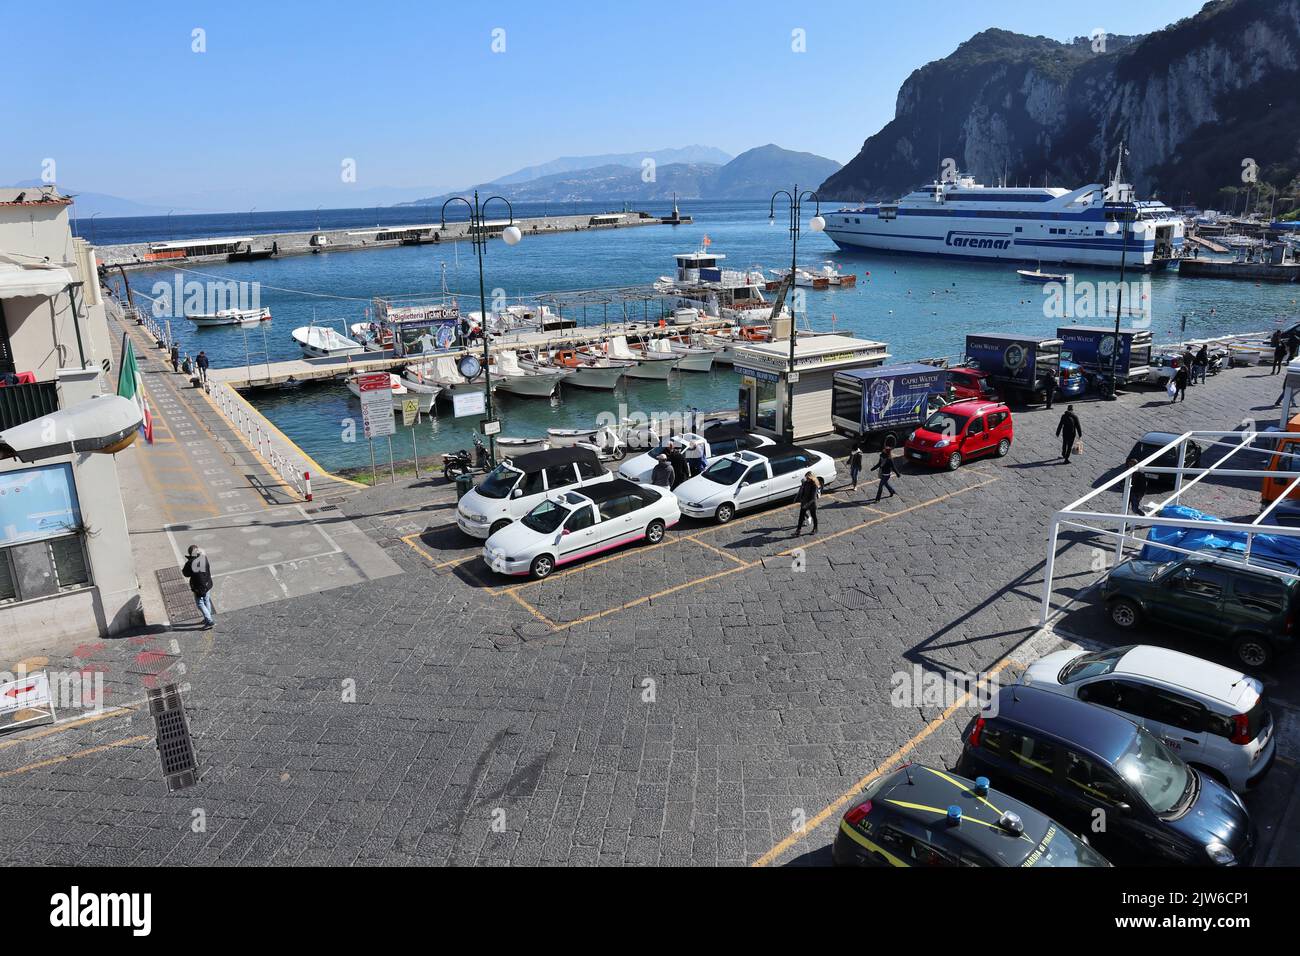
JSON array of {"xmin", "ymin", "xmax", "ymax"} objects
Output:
[{"xmin": 110, "ymin": 200, "xmax": 1300, "ymax": 472}]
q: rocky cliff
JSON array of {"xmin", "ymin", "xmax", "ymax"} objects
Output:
[{"xmin": 820, "ymin": 0, "xmax": 1300, "ymax": 209}]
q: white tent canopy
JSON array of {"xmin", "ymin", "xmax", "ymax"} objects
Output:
[{"xmin": 0, "ymin": 262, "xmax": 75, "ymax": 299}]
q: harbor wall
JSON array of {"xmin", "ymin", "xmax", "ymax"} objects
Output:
[
  {"xmin": 1179, "ymin": 259, "xmax": 1300, "ymax": 282},
  {"xmin": 96, "ymin": 212, "xmax": 662, "ymax": 270}
]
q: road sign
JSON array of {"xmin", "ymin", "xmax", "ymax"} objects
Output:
[
  {"xmin": 355, "ymin": 373, "xmax": 396, "ymax": 439},
  {"xmin": 453, "ymin": 390, "xmax": 486, "ymax": 418},
  {"xmin": 401, "ymin": 398, "xmax": 419, "ymax": 427},
  {"xmin": 0, "ymin": 671, "xmax": 56, "ymax": 729}
]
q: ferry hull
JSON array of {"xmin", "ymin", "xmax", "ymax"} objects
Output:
[{"xmin": 824, "ymin": 228, "xmax": 1178, "ymax": 269}]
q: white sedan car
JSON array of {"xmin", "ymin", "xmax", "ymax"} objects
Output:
[
  {"xmin": 483, "ymin": 478, "xmax": 680, "ymax": 579},
  {"xmin": 618, "ymin": 424, "xmax": 774, "ymax": 482},
  {"xmin": 673, "ymin": 445, "xmax": 837, "ymax": 523},
  {"xmin": 1021, "ymin": 644, "xmax": 1275, "ymax": 793}
]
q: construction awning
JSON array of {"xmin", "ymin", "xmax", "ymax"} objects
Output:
[
  {"xmin": 0, "ymin": 262, "xmax": 76, "ymax": 299},
  {"xmin": 0, "ymin": 394, "xmax": 142, "ymax": 462}
]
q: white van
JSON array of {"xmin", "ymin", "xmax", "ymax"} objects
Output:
[{"xmin": 456, "ymin": 446, "xmax": 613, "ymax": 539}]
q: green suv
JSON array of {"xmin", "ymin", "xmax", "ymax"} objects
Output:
[{"xmin": 1101, "ymin": 553, "xmax": 1298, "ymax": 668}]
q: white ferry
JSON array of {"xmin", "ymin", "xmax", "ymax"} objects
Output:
[{"xmin": 822, "ymin": 159, "xmax": 1183, "ymax": 269}]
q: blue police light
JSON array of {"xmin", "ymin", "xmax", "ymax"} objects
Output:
[
  {"xmin": 946, "ymin": 805, "xmax": 962, "ymax": 825},
  {"xmin": 974, "ymin": 776, "xmax": 990, "ymax": 796}
]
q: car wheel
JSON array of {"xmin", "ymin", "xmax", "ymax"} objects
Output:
[
  {"xmin": 946, "ymin": 451, "xmax": 962, "ymax": 471},
  {"xmin": 715, "ymin": 502, "xmax": 735, "ymax": 524},
  {"xmin": 489, "ymin": 519, "xmax": 511, "ymax": 536},
  {"xmin": 1108, "ymin": 597, "xmax": 1141, "ymax": 630},
  {"xmin": 1234, "ymin": 634, "xmax": 1273, "ymax": 669},
  {"xmin": 529, "ymin": 554, "xmax": 554, "ymax": 580},
  {"xmin": 645, "ymin": 519, "xmax": 665, "ymax": 544},
  {"xmin": 996, "ymin": 438, "xmax": 1010, "ymax": 457}
]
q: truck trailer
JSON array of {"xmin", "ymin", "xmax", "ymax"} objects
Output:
[
  {"xmin": 964, "ymin": 333, "xmax": 1063, "ymax": 405},
  {"xmin": 831, "ymin": 363, "xmax": 950, "ymax": 446}
]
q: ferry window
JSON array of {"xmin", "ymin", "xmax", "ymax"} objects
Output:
[{"xmin": 1015, "ymin": 227, "xmax": 1022, "ymax": 233}]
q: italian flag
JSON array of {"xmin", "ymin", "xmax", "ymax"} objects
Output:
[{"xmin": 116, "ymin": 334, "xmax": 153, "ymax": 444}]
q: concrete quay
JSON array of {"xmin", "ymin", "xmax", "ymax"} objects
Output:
[{"xmin": 96, "ymin": 211, "xmax": 663, "ymax": 270}]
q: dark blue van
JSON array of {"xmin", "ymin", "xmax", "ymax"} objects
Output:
[{"xmin": 956, "ymin": 685, "xmax": 1254, "ymax": 866}]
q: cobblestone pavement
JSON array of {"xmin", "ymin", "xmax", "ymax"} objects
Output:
[{"xmin": 2, "ymin": 364, "xmax": 1297, "ymax": 866}]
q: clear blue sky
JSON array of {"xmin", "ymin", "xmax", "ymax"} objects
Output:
[{"xmin": 4, "ymin": 0, "xmax": 1208, "ymax": 210}]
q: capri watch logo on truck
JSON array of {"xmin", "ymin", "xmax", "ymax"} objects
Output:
[{"xmin": 1003, "ymin": 343, "xmax": 1028, "ymax": 373}]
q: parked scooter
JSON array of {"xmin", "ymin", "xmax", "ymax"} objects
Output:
[
  {"xmin": 575, "ymin": 425, "xmax": 626, "ymax": 462},
  {"xmin": 442, "ymin": 437, "xmax": 494, "ymax": 483}
]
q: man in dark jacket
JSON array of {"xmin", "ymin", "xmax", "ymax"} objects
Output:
[
  {"xmin": 1041, "ymin": 367, "xmax": 1058, "ymax": 410},
  {"xmin": 1274, "ymin": 342, "xmax": 1288, "ymax": 375},
  {"xmin": 1126, "ymin": 458, "xmax": 1148, "ymax": 515},
  {"xmin": 170, "ymin": 344, "xmax": 180, "ymax": 373},
  {"xmin": 794, "ymin": 471, "xmax": 820, "ymax": 535},
  {"xmin": 196, "ymin": 350, "xmax": 210, "ymax": 386},
  {"xmin": 1172, "ymin": 363, "xmax": 1188, "ymax": 403},
  {"xmin": 665, "ymin": 442, "xmax": 688, "ymax": 488},
  {"xmin": 1056, "ymin": 405, "xmax": 1082, "ymax": 463},
  {"xmin": 181, "ymin": 545, "xmax": 214, "ymax": 629},
  {"xmin": 650, "ymin": 454, "xmax": 675, "ymax": 488},
  {"xmin": 871, "ymin": 445, "xmax": 900, "ymax": 502}
]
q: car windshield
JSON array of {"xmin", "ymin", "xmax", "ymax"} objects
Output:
[
  {"xmin": 1116, "ymin": 727, "xmax": 1193, "ymax": 816},
  {"xmin": 521, "ymin": 499, "xmax": 570, "ymax": 534},
  {"xmin": 1060, "ymin": 647, "xmax": 1132, "ymax": 684},
  {"xmin": 1022, "ymin": 822, "xmax": 1110, "ymax": 868},
  {"xmin": 923, "ymin": 410, "xmax": 969, "ymax": 435},
  {"xmin": 702, "ymin": 458, "xmax": 748, "ymax": 485},
  {"xmin": 477, "ymin": 463, "xmax": 521, "ymax": 499}
]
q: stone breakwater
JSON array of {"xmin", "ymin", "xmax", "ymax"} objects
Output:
[{"xmin": 97, "ymin": 211, "xmax": 662, "ymax": 269}]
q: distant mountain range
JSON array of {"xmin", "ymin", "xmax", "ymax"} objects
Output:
[
  {"xmin": 820, "ymin": 0, "xmax": 1300, "ymax": 213},
  {"xmin": 402, "ymin": 145, "xmax": 842, "ymax": 205},
  {"xmin": 490, "ymin": 146, "xmax": 734, "ymax": 185}
]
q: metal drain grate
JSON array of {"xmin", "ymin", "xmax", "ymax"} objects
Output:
[
  {"xmin": 156, "ymin": 566, "xmax": 203, "ymax": 626},
  {"xmin": 148, "ymin": 684, "xmax": 198, "ymax": 792}
]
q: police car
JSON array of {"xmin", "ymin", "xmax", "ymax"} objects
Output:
[{"xmin": 832, "ymin": 764, "xmax": 1110, "ymax": 867}]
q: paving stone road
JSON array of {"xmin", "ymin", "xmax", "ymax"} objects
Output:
[{"xmin": 1, "ymin": 363, "xmax": 1297, "ymax": 866}]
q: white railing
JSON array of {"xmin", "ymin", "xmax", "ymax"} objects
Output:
[{"xmin": 210, "ymin": 383, "xmax": 311, "ymax": 499}]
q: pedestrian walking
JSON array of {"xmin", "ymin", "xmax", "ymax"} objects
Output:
[
  {"xmin": 650, "ymin": 454, "xmax": 675, "ymax": 488},
  {"xmin": 1041, "ymin": 367, "xmax": 1058, "ymax": 410},
  {"xmin": 1126, "ymin": 459, "xmax": 1148, "ymax": 515},
  {"xmin": 1194, "ymin": 344, "xmax": 1208, "ymax": 385},
  {"xmin": 170, "ymin": 344, "xmax": 180, "ymax": 373},
  {"xmin": 181, "ymin": 545, "xmax": 215, "ymax": 629},
  {"xmin": 1056, "ymin": 405, "xmax": 1083, "ymax": 463},
  {"xmin": 871, "ymin": 445, "xmax": 900, "ymax": 502},
  {"xmin": 665, "ymin": 442, "xmax": 688, "ymax": 488},
  {"xmin": 847, "ymin": 447, "xmax": 863, "ymax": 490},
  {"xmin": 1273, "ymin": 342, "xmax": 1288, "ymax": 375},
  {"xmin": 1181, "ymin": 349, "xmax": 1196, "ymax": 386},
  {"xmin": 196, "ymin": 350, "xmax": 210, "ymax": 386},
  {"xmin": 1172, "ymin": 364, "xmax": 1188, "ymax": 403},
  {"xmin": 794, "ymin": 471, "xmax": 820, "ymax": 535}
]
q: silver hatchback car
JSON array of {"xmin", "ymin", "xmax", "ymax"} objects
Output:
[{"xmin": 1021, "ymin": 644, "xmax": 1275, "ymax": 793}]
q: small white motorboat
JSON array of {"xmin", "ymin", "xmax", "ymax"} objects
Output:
[
  {"xmin": 601, "ymin": 335, "xmax": 678, "ymax": 380},
  {"xmin": 646, "ymin": 336, "xmax": 715, "ymax": 372},
  {"xmin": 541, "ymin": 348, "xmax": 632, "ymax": 391},
  {"xmin": 546, "ymin": 426, "xmax": 601, "ymax": 448},
  {"xmin": 1016, "ymin": 267, "xmax": 1070, "ymax": 284},
  {"xmin": 490, "ymin": 350, "xmax": 566, "ymax": 398},
  {"xmin": 670, "ymin": 307, "xmax": 701, "ymax": 326},
  {"xmin": 189, "ymin": 307, "xmax": 271, "ymax": 327},
  {"xmin": 293, "ymin": 325, "xmax": 364, "ymax": 358},
  {"xmin": 496, "ymin": 436, "xmax": 550, "ymax": 456},
  {"xmin": 345, "ymin": 373, "xmax": 437, "ymax": 414},
  {"xmin": 349, "ymin": 321, "xmax": 393, "ymax": 351},
  {"xmin": 404, "ymin": 354, "xmax": 495, "ymax": 399},
  {"xmin": 807, "ymin": 261, "xmax": 857, "ymax": 286}
]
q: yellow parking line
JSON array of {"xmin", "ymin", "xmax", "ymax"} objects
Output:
[
  {"xmin": 751, "ymin": 658, "xmax": 1015, "ymax": 867},
  {"xmin": 683, "ymin": 534, "xmax": 750, "ymax": 566},
  {"xmin": 0, "ymin": 735, "xmax": 153, "ymax": 778},
  {"xmin": 505, "ymin": 589, "xmax": 558, "ymax": 628},
  {"xmin": 0, "ymin": 704, "xmax": 138, "ymax": 750},
  {"xmin": 549, "ymin": 563, "xmax": 753, "ymax": 632}
]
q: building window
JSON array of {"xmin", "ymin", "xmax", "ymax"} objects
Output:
[
  {"xmin": 0, "ymin": 534, "xmax": 92, "ymax": 604},
  {"xmin": 50, "ymin": 536, "xmax": 90, "ymax": 589}
]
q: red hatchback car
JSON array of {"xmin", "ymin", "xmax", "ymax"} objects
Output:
[
  {"xmin": 905, "ymin": 400, "xmax": 1014, "ymax": 470},
  {"xmin": 945, "ymin": 366, "xmax": 999, "ymax": 402}
]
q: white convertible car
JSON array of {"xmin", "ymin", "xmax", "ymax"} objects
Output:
[
  {"xmin": 618, "ymin": 423, "xmax": 774, "ymax": 482},
  {"xmin": 483, "ymin": 478, "xmax": 681, "ymax": 579},
  {"xmin": 672, "ymin": 445, "xmax": 837, "ymax": 523}
]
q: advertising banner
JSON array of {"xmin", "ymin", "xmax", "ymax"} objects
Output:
[{"xmin": 0, "ymin": 463, "xmax": 81, "ymax": 546}]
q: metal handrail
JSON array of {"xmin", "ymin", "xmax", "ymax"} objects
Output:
[{"xmin": 211, "ymin": 383, "xmax": 309, "ymax": 498}]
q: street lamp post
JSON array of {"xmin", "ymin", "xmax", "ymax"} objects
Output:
[
  {"xmin": 1104, "ymin": 205, "xmax": 1134, "ymax": 401},
  {"xmin": 768, "ymin": 186, "xmax": 825, "ymax": 441},
  {"xmin": 440, "ymin": 190, "xmax": 522, "ymax": 461}
]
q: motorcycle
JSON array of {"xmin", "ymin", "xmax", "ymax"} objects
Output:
[
  {"xmin": 442, "ymin": 437, "xmax": 494, "ymax": 483},
  {"xmin": 575, "ymin": 425, "xmax": 626, "ymax": 462}
]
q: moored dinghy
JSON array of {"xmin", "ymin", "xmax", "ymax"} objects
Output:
[
  {"xmin": 491, "ymin": 350, "xmax": 565, "ymax": 397},
  {"xmin": 601, "ymin": 335, "xmax": 678, "ymax": 380},
  {"xmin": 646, "ymin": 336, "xmax": 715, "ymax": 372},
  {"xmin": 293, "ymin": 324, "xmax": 364, "ymax": 358}
]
